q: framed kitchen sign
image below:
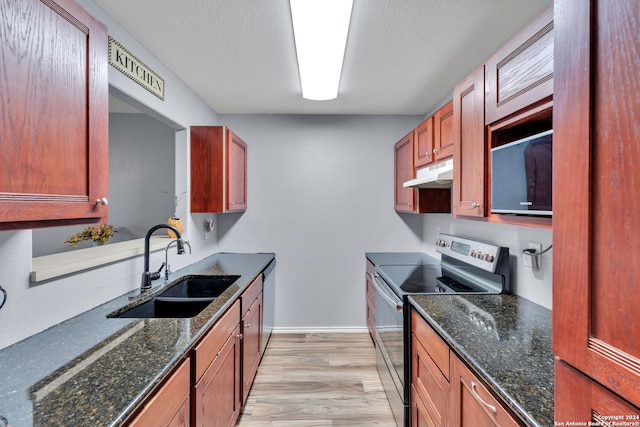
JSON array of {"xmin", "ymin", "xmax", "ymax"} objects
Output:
[{"xmin": 108, "ymin": 36, "xmax": 165, "ymax": 100}]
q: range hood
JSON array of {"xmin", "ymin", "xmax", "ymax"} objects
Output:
[{"xmin": 403, "ymin": 158, "xmax": 453, "ymax": 188}]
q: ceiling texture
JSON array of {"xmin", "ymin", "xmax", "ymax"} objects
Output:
[{"xmin": 96, "ymin": 0, "xmax": 552, "ymax": 116}]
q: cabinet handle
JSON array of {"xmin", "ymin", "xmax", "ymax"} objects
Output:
[
  {"xmin": 471, "ymin": 381, "xmax": 497, "ymax": 414},
  {"xmin": 231, "ymin": 201, "xmax": 235, "ymax": 206},
  {"xmin": 95, "ymin": 197, "xmax": 108, "ymax": 206},
  {"xmin": 461, "ymin": 200, "xmax": 480, "ymax": 209},
  {"xmin": 433, "ymin": 148, "xmax": 439, "ymax": 154},
  {"xmin": 237, "ymin": 333, "xmax": 244, "ymax": 339},
  {"xmin": 245, "ymin": 323, "xmax": 251, "ymax": 329},
  {"xmin": 425, "ymin": 151, "xmax": 431, "ymax": 157}
]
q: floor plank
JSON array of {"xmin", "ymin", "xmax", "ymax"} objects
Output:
[{"xmin": 236, "ymin": 333, "xmax": 396, "ymax": 427}]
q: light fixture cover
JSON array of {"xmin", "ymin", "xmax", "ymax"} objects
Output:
[{"xmin": 290, "ymin": 0, "xmax": 353, "ymax": 101}]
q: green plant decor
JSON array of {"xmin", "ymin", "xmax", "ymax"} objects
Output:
[{"xmin": 65, "ymin": 223, "xmax": 116, "ymax": 248}]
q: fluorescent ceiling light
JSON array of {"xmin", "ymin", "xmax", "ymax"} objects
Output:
[{"xmin": 290, "ymin": 0, "xmax": 353, "ymax": 101}]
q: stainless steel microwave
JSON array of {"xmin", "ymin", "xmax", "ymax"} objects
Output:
[{"xmin": 490, "ymin": 129, "xmax": 552, "ymax": 216}]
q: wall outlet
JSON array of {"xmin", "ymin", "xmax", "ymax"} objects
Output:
[{"xmin": 524, "ymin": 242, "xmax": 542, "ymax": 271}]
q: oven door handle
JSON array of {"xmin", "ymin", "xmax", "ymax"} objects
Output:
[{"xmin": 373, "ymin": 274, "xmax": 403, "ymax": 311}]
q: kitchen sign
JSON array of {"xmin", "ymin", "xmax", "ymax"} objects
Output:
[{"xmin": 108, "ymin": 36, "xmax": 165, "ymax": 100}]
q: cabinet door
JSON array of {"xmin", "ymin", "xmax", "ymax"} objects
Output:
[
  {"xmin": 451, "ymin": 356, "xmax": 521, "ymax": 427},
  {"xmin": 394, "ymin": 133, "xmax": 416, "ymax": 212},
  {"xmin": 193, "ymin": 325, "xmax": 242, "ymax": 427},
  {"xmin": 452, "ymin": 65, "xmax": 486, "ymax": 218},
  {"xmin": 411, "ymin": 385, "xmax": 437, "ymax": 427},
  {"xmin": 0, "ymin": 0, "xmax": 108, "ymax": 230},
  {"xmin": 434, "ymin": 101, "xmax": 454, "ymax": 161},
  {"xmin": 226, "ymin": 130, "xmax": 247, "ymax": 212},
  {"xmin": 555, "ymin": 359, "xmax": 640, "ymax": 422},
  {"xmin": 414, "ymin": 117, "xmax": 434, "ymax": 169},
  {"xmin": 484, "ymin": 6, "xmax": 553, "ymax": 125},
  {"xmin": 553, "ymin": 0, "xmax": 640, "ymax": 408},
  {"xmin": 128, "ymin": 358, "xmax": 190, "ymax": 427},
  {"xmin": 241, "ymin": 294, "xmax": 262, "ymax": 404},
  {"xmin": 191, "ymin": 126, "xmax": 247, "ymax": 214}
]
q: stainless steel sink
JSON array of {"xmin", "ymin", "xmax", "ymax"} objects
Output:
[{"xmin": 110, "ymin": 275, "xmax": 240, "ymax": 318}]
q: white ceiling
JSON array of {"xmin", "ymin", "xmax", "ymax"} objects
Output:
[{"xmin": 97, "ymin": 0, "xmax": 552, "ymax": 116}]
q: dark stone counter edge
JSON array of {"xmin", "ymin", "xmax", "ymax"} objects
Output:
[{"xmin": 409, "ymin": 297, "xmax": 543, "ymax": 427}]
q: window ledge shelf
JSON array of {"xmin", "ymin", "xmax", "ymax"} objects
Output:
[{"xmin": 31, "ymin": 236, "xmax": 176, "ymax": 283}]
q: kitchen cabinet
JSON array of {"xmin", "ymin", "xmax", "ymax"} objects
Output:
[
  {"xmin": 411, "ymin": 310, "xmax": 450, "ymax": 427},
  {"xmin": 433, "ymin": 100, "xmax": 454, "ymax": 161},
  {"xmin": 411, "ymin": 308, "xmax": 523, "ymax": 427},
  {"xmin": 484, "ymin": 6, "xmax": 553, "ymax": 125},
  {"xmin": 553, "ymin": 0, "xmax": 640, "ymax": 417},
  {"xmin": 0, "ymin": 0, "xmax": 109, "ymax": 230},
  {"xmin": 450, "ymin": 356, "xmax": 521, "ymax": 427},
  {"xmin": 190, "ymin": 126, "xmax": 247, "ymax": 213},
  {"xmin": 193, "ymin": 300, "xmax": 242, "ymax": 427},
  {"xmin": 395, "ymin": 132, "xmax": 451, "ymax": 214},
  {"xmin": 240, "ymin": 275, "xmax": 263, "ymax": 404},
  {"xmin": 414, "ymin": 117, "xmax": 434, "ymax": 169},
  {"xmin": 365, "ymin": 259, "xmax": 376, "ymax": 343},
  {"xmin": 414, "ymin": 101, "xmax": 454, "ymax": 170},
  {"xmin": 452, "ymin": 65, "xmax": 486, "ymax": 218},
  {"xmin": 127, "ymin": 358, "xmax": 191, "ymax": 427}
]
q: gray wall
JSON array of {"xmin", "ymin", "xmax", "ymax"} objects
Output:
[{"xmin": 218, "ymin": 114, "xmax": 424, "ymax": 331}]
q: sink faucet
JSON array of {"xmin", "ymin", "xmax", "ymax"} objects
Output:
[
  {"xmin": 141, "ymin": 224, "xmax": 186, "ymax": 293},
  {"xmin": 165, "ymin": 239, "xmax": 192, "ymax": 280}
]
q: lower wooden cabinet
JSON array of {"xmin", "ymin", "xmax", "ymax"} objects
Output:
[
  {"xmin": 241, "ymin": 276, "xmax": 263, "ymax": 404},
  {"xmin": 193, "ymin": 324, "xmax": 242, "ymax": 427},
  {"xmin": 451, "ymin": 356, "xmax": 521, "ymax": 427},
  {"xmin": 411, "ymin": 308, "xmax": 522, "ymax": 427},
  {"xmin": 128, "ymin": 358, "xmax": 191, "ymax": 427},
  {"xmin": 192, "ymin": 300, "xmax": 242, "ymax": 427}
]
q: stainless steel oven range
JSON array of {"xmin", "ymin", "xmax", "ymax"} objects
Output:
[{"xmin": 372, "ymin": 233, "xmax": 511, "ymax": 427}]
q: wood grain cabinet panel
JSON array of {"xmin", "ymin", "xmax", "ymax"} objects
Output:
[
  {"xmin": 451, "ymin": 356, "xmax": 522, "ymax": 427},
  {"xmin": 414, "ymin": 117, "xmax": 435, "ymax": 169},
  {"xmin": 365, "ymin": 260, "xmax": 376, "ymax": 343},
  {"xmin": 127, "ymin": 358, "xmax": 191, "ymax": 427},
  {"xmin": 0, "ymin": 0, "xmax": 108, "ymax": 229},
  {"xmin": 241, "ymin": 275, "xmax": 263, "ymax": 404},
  {"xmin": 553, "ymin": 0, "xmax": 640, "ymax": 413},
  {"xmin": 394, "ymin": 133, "xmax": 416, "ymax": 213},
  {"xmin": 485, "ymin": 6, "xmax": 553, "ymax": 125},
  {"xmin": 452, "ymin": 65, "xmax": 486, "ymax": 218},
  {"xmin": 190, "ymin": 126, "xmax": 247, "ymax": 214},
  {"xmin": 433, "ymin": 101, "xmax": 454, "ymax": 161}
]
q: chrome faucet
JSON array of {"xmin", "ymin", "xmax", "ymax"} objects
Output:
[
  {"xmin": 165, "ymin": 239, "xmax": 191, "ymax": 280},
  {"xmin": 141, "ymin": 224, "xmax": 186, "ymax": 293}
]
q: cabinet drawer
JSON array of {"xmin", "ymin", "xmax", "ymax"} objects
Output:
[
  {"xmin": 485, "ymin": 6, "xmax": 553, "ymax": 125},
  {"xmin": 241, "ymin": 275, "xmax": 263, "ymax": 315},
  {"xmin": 194, "ymin": 300, "xmax": 240, "ymax": 381},
  {"xmin": 412, "ymin": 334, "xmax": 450, "ymax": 426},
  {"xmin": 128, "ymin": 358, "xmax": 190, "ymax": 427},
  {"xmin": 452, "ymin": 356, "xmax": 522, "ymax": 426},
  {"xmin": 411, "ymin": 310, "xmax": 450, "ymax": 380}
]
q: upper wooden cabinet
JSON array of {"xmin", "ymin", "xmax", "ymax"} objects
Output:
[
  {"xmin": 553, "ymin": 0, "xmax": 640, "ymax": 416},
  {"xmin": 485, "ymin": 6, "xmax": 554, "ymax": 125},
  {"xmin": 394, "ymin": 133, "xmax": 416, "ymax": 213},
  {"xmin": 433, "ymin": 100, "xmax": 454, "ymax": 161},
  {"xmin": 452, "ymin": 65, "xmax": 486, "ymax": 218},
  {"xmin": 0, "ymin": 0, "xmax": 109, "ymax": 230},
  {"xmin": 414, "ymin": 101, "xmax": 454, "ymax": 170},
  {"xmin": 395, "ymin": 133, "xmax": 451, "ymax": 214},
  {"xmin": 190, "ymin": 126, "xmax": 247, "ymax": 213},
  {"xmin": 414, "ymin": 117, "xmax": 434, "ymax": 169}
]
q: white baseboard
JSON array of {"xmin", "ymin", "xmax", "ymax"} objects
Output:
[{"xmin": 272, "ymin": 326, "xmax": 369, "ymax": 334}]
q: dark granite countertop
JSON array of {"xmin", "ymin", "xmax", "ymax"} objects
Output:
[
  {"xmin": 0, "ymin": 252, "xmax": 274, "ymax": 427},
  {"xmin": 410, "ymin": 294, "xmax": 553, "ymax": 427}
]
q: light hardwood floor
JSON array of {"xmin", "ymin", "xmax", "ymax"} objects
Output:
[{"xmin": 236, "ymin": 333, "xmax": 396, "ymax": 426}]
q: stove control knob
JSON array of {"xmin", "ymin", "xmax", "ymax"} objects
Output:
[
  {"xmin": 484, "ymin": 254, "xmax": 494, "ymax": 262},
  {"xmin": 477, "ymin": 252, "xmax": 485, "ymax": 260},
  {"xmin": 470, "ymin": 249, "xmax": 478, "ymax": 258},
  {"xmin": 435, "ymin": 239, "xmax": 447, "ymax": 247}
]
